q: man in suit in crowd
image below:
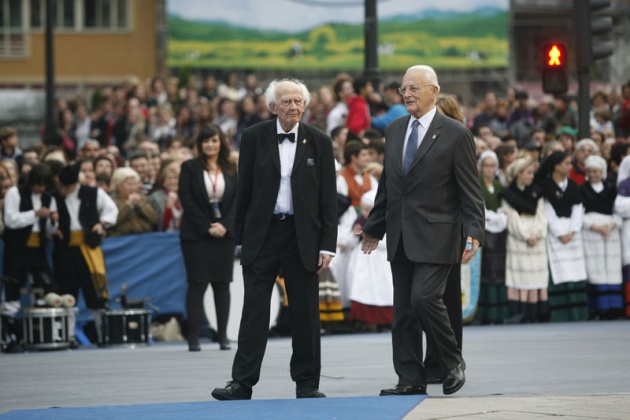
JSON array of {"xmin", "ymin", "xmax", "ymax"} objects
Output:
[
  {"xmin": 212, "ymin": 78, "xmax": 338, "ymax": 400},
  {"xmin": 361, "ymin": 65, "xmax": 484, "ymax": 396}
]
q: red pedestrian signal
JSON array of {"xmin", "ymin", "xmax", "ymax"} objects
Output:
[
  {"xmin": 548, "ymin": 45, "xmax": 562, "ymax": 66},
  {"xmin": 542, "ymin": 42, "xmax": 568, "ymax": 94},
  {"xmin": 543, "ymin": 43, "xmax": 567, "ymax": 68}
]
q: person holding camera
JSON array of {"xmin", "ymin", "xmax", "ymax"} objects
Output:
[{"xmin": 179, "ymin": 124, "xmax": 237, "ymax": 352}]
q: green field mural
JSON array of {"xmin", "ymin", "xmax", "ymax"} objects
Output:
[{"xmin": 167, "ymin": 4, "xmax": 508, "ymax": 70}]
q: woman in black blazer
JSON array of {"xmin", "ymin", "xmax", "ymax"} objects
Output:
[{"xmin": 179, "ymin": 124, "xmax": 237, "ymax": 351}]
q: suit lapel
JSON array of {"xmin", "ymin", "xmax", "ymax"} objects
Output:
[
  {"xmin": 392, "ymin": 116, "xmax": 410, "ymax": 177},
  {"xmin": 408, "ymin": 111, "xmax": 443, "ymax": 173},
  {"xmin": 195, "ymin": 159, "xmax": 211, "ymax": 206},
  {"xmin": 291, "ymin": 123, "xmax": 309, "ymax": 174},
  {"xmin": 264, "ymin": 119, "xmax": 281, "ymax": 173}
]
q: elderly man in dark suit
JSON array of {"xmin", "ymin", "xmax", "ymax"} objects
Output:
[
  {"xmin": 361, "ymin": 65, "xmax": 484, "ymax": 396},
  {"xmin": 212, "ymin": 78, "xmax": 337, "ymax": 401}
]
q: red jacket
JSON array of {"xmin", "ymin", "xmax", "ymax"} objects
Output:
[{"xmin": 347, "ymin": 96, "xmax": 371, "ymax": 135}]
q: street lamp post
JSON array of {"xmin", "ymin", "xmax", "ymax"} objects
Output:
[
  {"xmin": 364, "ymin": 0, "xmax": 381, "ymax": 88},
  {"xmin": 45, "ymin": 0, "xmax": 55, "ymax": 144}
]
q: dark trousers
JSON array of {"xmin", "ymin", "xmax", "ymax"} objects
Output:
[
  {"xmin": 423, "ymin": 263, "xmax": 463, "ymax": 375},
  {"xmin": 390, "ymin": 241, "xmax": 463, "ymax": 387},
  {"xmin": 232, "ymin": 218, "xmax": 321, "ymax": 389},
  {"xmin": 3, "ymin": 248, "xmax": 55, "ymax": 301},
  {"xmin": 53, "ymin": 247, "xmax": 107, "ymax": 309}
]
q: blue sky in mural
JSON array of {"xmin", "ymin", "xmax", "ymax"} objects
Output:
[{"xmin": 167, "ymin": 0, "xmax": 509, "ymax": 33}]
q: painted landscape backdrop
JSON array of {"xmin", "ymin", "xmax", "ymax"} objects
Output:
[{"xmin": 167, "ymin": 5, "xmax": 508, "ymax": 70}]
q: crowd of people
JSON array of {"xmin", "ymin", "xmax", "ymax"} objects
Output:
[{"xmin": 1, "ymin": 71, "xmax": 630, "ymax": 352}]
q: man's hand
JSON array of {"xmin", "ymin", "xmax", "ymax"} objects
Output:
[
  {"xmin": 359, "ymin": 231, "xmax": 380, "ymax": 255},
  {"xmin": 462, "ymin": 237, "xmax": 480, "ymax": 263},
  {"xmin": 316, "ymin": 253, "xmax": 333, "ymax": 274}
]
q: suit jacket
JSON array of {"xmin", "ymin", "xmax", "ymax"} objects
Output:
[
  {"xmin": 235, "ymin": 119, "xmax": 337, "ymax": 272},
  {"xmin": 363, "ymin": 112, "xmax": 485, "ymax": 264},
  {"xmin": 179, "ymin": 158, "xmax": 237, "ymax": 241}
]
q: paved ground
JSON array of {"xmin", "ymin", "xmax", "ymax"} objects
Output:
[{"xmin": 1, "ymin": 321, "xmax": 629, "ymax": 418}]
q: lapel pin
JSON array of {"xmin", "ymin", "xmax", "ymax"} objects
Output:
[
  {"xmin": 432, "ymin": 134, "xmax": 436, "ymax": 140},
  {"xmin": 303, "ymin": 139, "xmax": 307, "ymax": 144}
]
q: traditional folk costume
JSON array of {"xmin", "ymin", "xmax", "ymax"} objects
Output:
[
  {"xmin": 581, "ymin": 156, "xmax": 623, "ymax": 318},
  {"xmin": 476, "ymin": 152, "xmax": 508, "ymax": 324},
  {"xmin": 346, "ymin": 190, "xmax": 393, "ymax": 326},
  {"xmin": 614, "ymin": 156, "xmax": 630, "ymax": 317},
  {"xmin": 2, "ymin": 185, "xmax": 57, "ymax": 311},
  {"xmin": 539, "ymin": 153, "xmax": 588, "ymax": 322},
  {"xmin": 501, "ymin": 179, "xmax": 548, "ymax": 321},
  {"xmin": 330, "ymin": 166, "xmax": 378, "ymax": 311},
  {"xmin": 53, "ymin": 165, "xmax": 118, "ymax": 342}
]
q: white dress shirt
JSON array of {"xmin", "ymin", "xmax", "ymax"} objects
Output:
[
  {"xmin": 544, "ymin": 178, "xmax": 583, "ymax": 237},
  {"xmin": 274, "ymin": 120, "xmax": 298, "ymax": 215},
  {"xmin": 274, "ymin": 120, "xmax": 334, "ymax": 257},
  {"xmin": 64, "ymin": 185, "xmax": 119, "ymax": 230},
  {"xmin": 4, "ymin": 186, "xmax": 58, "ymax": 234},
  {"xmin": 401, "ymin": 106, "xmax": 437, "ymax": 161}
]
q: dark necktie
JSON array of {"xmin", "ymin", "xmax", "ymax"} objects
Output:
[
  {"xmin": 278, "ymin": 133, "xmax": 295, "ymax": 143},
  {"xmin": 403, "ymin": 120, "xmax": 420, "ymax": 176}
]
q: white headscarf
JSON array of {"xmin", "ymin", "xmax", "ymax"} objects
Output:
[
  {"xmin": 584, "ymin": 155, "xmax": 607, "ymax": 180},
  {"xmin": 477, "ymin": 150, "xmax": 499, "ymax": 169}
]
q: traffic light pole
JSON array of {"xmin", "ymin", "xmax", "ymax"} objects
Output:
[
  {"xmin": 45, "ymin": 0, "xmax": 55, "ymax": 145},
  {"xmin": 576, "ymin": 68, "xmax": 590, "ymax": 141},
  {"xmin": 573, "ymin": 0, "xmax": 614, "ymax": 140},
  {"xmin": 364, "ymin": 0, "xmax": 381, "ymax": 89}
]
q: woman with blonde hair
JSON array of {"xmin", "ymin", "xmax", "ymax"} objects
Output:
[{"xmin": 501, "ymin": 157, "xmax": 548, "ymax": 323}]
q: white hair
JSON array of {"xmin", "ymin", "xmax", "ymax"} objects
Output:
[
  {"xmin": 81, "ymin": 139, "xmax": 100, "ymax": 150},
  {"xmin": 264, "ymin": 78, "xmax": 311, "ymax": 111},
  {"xmin": 111, "ymin": 167, "xmax": 140, "ymax": 190},
  {"xmin": 406, "ymin": 65, "xmax": 440, "ymax": 91},
  {"xmin": 575, "ymin": 138, "xmax": 599, "ymax": 153}
]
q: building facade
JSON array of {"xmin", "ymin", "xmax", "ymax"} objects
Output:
[{"xmin": 0, "ymin": 0, "xmax": 163, "ymax": 88}]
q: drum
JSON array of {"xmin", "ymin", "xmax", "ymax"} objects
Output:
[
  {"xmin": 101, "ymin": 309, "xmax": 151, "ymax": 345},
  {"xmin": 22, "ymin": 307, "xmax": 72, "ymax": 350}
]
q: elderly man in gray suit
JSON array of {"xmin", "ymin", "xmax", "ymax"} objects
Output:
[{"xmin": 361, "ymin": 65, "xmax": 484, "ymax": 396}]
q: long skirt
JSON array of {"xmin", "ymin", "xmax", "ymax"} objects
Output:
[
  {"xmin": 582, "ymin": 213, "xmax": 623, "ymax": 316},
  {"xmin": 548, "ymin": 278, "xmax": 588, "ymax": 322},
  {"xmin": 476, "ymin": 231, "xmax": 508, "ymax": 323}
]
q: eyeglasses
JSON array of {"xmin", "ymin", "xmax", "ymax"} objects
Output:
[
  {"xmin": 398, "ymin": 85, "xmax": 435, "ymax": 95},
  {"xmin": 278, "ymin": 98, "xmax": 304, "ymax": 107}
]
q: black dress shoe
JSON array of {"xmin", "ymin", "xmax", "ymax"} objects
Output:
[
  {"xmin": 443, "ymin": 364, "xmax": 465, "ymax": 395},
  {"xmin": 296, "ymin": 387, "xmax": 326, "ymax": 398},
  {"xmin": 219, "ymin": 340, "xmax": 231, "ymax": 351},
  {"xmin": 188, "ymin": 344, "xmax": 201, "ymax": 352},
  {"xmin": 211, "ymin": 381, "xmax": 252, "ymax": 401},
  {"xmin": 380, "ymin": 385, "xmax": 427, "ymax": 396}
]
